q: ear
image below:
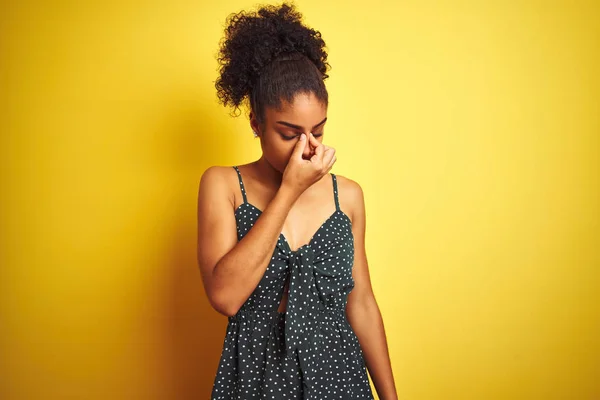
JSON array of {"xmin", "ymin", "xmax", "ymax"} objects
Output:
[{"xmin": 249, "ymin": 111, "xmax": 260, "ymax": 137}]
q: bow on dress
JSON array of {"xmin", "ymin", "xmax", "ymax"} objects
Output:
[{"xmin": 276, "ymin": 240, "xmax": 341, "ymax": 390}]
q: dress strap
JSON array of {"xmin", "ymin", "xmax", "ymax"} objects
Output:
[
  {"xmin": 331, "ymin": 173, "xmax": 340, "ymax": 211},
  {"xmin": 232, "ymin": 166, "xmax": 248, "ymax": 204}
]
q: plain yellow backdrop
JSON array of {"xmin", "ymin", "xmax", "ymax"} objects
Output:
[{"xmin": 1, "ymin": 1, "xmax": 599, "ymax": 399}]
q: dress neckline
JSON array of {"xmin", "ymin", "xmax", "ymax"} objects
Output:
[{"xmin": 234, "ymin": 202, "xmax": 352, "ymax": 253}]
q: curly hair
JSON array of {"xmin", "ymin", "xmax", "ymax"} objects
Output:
[{"xmin": 215, "ymin": 2, "xmax": 330, "ymax": 125}]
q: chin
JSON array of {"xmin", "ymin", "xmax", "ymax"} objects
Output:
[{"xmin": 266, "ymin": 157, "xmax": 286, "ymax": 174}]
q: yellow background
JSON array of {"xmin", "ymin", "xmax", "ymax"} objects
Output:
[{"xmin": 1, "ymin": 1, "xmax": 598, "ymax": 399}]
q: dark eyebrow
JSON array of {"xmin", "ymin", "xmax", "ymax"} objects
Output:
[{"xmin": 275, "ymin": 117, "xmax": 327, "ymax": 131}]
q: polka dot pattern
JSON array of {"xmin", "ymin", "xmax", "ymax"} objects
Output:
[{"xmin": 210, "ymin": 166, "xmax": 374, "ymax": 399}]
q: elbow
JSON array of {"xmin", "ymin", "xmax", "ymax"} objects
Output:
[
  {"xmin": 208, "ymin": 290, "xmax": 241, "ymax": 317},
  {"xmin": 213, "ymin": 303, "xmax": 240, "ymax": 318},
  {"xmin": 201, "ymin": 261, "xmax": 241, "ymax": 317}
]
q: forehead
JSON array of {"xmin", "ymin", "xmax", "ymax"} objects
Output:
[{"xmin": 265, "ymin": 92, "xmax": 327, "ymax": 128}]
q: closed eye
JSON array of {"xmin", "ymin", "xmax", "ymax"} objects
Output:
[{"xmin": 280, "ymin": 132, "xmax": 324, "ymax": 140}]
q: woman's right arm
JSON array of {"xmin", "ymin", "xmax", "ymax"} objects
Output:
[
  {"xmin": 197, "ymin": 133, "xmax": 335, "ymax": 317},
  {"xmin": 197, "ymin": 165, "xmax": 298, "ymax": 317}
]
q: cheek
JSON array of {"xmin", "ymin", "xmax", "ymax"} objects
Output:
[{"xmin": 262, "ymin": 138, "xmax": 295, "ymax": 171}]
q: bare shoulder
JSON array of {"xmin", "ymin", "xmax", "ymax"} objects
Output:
[
  {"xmin": 198, "ymin": 165, "xmax": 237, "ymax": 208},
  {"xmin": 200, "ymin": 165, "xmax": 233, "ymax": 185},
  {"xmin": 334, "ymin": 174, "xmax": 364, "ymax": 200},
  {"xmin": 332, "ymin": 174, "xmax": 365, "ymax": 222}
]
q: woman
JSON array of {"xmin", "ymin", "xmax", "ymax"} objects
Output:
[{"xmin": 197, "ymin": 3, "xmax": 397, "ymax": 399}]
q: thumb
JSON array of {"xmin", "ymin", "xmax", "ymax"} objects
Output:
[{"xmin": 291, "ymin": 133, "xmax": 307, "ymax": 159}]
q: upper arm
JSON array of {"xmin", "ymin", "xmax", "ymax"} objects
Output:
[
  {"xmin": 197, "ymin": 166, "xmax": 239, "ymax": 298},
  {"xmin": 339, "ymin": 177, "xmax": 376, "ymax": 309}
]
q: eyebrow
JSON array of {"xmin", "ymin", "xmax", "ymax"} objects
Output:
[{"xmin": 275, "ymin": 117, "xmax": 327, "ymax": 131}]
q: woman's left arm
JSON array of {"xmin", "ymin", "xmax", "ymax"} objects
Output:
[{"xmin": 345, "ymin": 179, "xmax": 398, "ymax": 400}]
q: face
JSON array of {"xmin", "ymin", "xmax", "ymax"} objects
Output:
[{"xmin": 250, "ymin": 92, "xmax": 327, "ymax": 173}]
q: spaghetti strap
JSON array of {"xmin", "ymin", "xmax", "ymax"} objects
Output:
[
  {"xmin": 232, "ymin": 166, "xmax": 247, "ymax": 204},
  {"xmin": 331, "ymin": 173, "xmax": 340, "ymax": 211}
]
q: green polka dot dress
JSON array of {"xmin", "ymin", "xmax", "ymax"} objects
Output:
[{"xmin": 210, "ymin": 166, "xmax": 374, "ymax": 399}]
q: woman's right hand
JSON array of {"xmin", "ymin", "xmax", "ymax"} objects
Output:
[{"xmin": 281, "ymin": 132, "xmax": 337, "ymax": 197}]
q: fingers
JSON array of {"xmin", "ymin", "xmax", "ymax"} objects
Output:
[
  {"xmin": 308, "ymin": 132, "xmax": 321, "ymax": 147},
  {"xmin": 322, "ymin": 146, "xmax": 336, "ymax": 167},
  {"xmin": 311, "ymin": 146, "xmax": 336, "ymax": 175},
  {"xmin": 308, "ymin": 132, "xmax": 323, "ymax": 157},
  {"xmin": 306, "ymin": 133, "xmax": 336, "ymax": 173},
  {"xmin": 325, "ymin": 152, "xmax": 336, "ymax": 172},
  {"xmin": 291, "ymin": 133, "xmax": 307, "ymax": 160}
]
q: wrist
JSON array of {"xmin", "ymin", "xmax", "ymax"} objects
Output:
[{"xmin": 275, "ymin": 182, "xmax": 300, "ymax": 209}]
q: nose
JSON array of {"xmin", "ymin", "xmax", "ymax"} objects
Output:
[{"xmin": 301, "ymin": 136, "xmax": 314, "ymax": 159}]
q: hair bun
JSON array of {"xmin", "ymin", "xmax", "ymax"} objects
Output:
[{"xmin": 215, "ymin": 3, "xmax": 330, "ymax": 117}]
